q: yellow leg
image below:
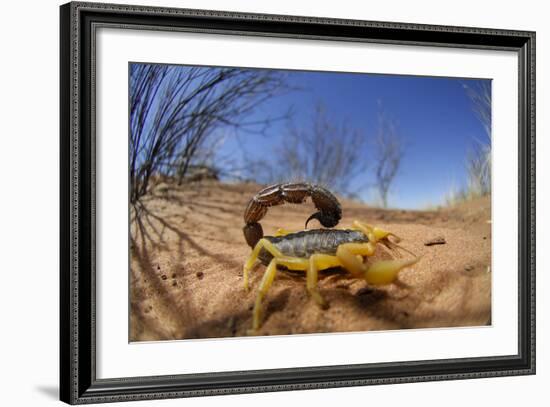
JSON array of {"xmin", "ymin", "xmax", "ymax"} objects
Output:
[
  {"xmin": 336, "ymin": 242, "xmax": 375, "ymax": 277},
  {"xmin": 251, "ymin": 256, "xmax": 308, "ymax": 331},
  {"xmin": 307, "ymin": 254, "xmax": 342, "ymax": 307},
  {"xmin": 274, "ymin": 228, "xmax": 293, "ymax": 237},
  {"xmin": 336, "ymin": 243, "xmax": 372, "ymax": 278},
  {"xmin": 243, "ymin": 238, "xmax": 284, "ymax": 290}
]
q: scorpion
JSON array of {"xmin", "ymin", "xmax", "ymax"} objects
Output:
[{"xmin": 242, "ymin": 182, "xmax": 420, "ymax": 332}]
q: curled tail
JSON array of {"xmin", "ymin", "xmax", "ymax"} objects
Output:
[{"xmin": 243, "ymin": 182, "xmax": 342, "ymax": 248}]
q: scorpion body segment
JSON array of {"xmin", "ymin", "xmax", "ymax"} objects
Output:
[
  {"xmin": 243, "ymin": 182, "xmax": 342, "ymax": 248},
  {"xmin": 258, "ymin": 229, "xmax": 369, "ymax": 266}
]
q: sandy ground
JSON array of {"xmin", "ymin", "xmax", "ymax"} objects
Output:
[{"xmin": 130, "ymin": 180, "xmax": 491, "ymax": 341}]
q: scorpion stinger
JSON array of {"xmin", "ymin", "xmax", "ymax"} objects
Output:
[{"xmin": 304, "ymin": 185, "xmax": 342, "ymax": 229}]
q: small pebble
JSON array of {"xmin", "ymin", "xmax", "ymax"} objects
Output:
[
  {"xmin": 196, "ymin": 271, "xmax": 204, "ymax": 279},
  {"xmin": 161, "ymin": 274, "xmax": 167, "ymax": 280},
  {"xmin": 424, "ymin": 236, "xmax": 446, "ymax": 246},
  {"xmin": 171, "ymin": 273, "xmax": 177, "ymax": 279},
  {"xmin": 172, "ymin": 281, "xmax": 177, "ymax": 287},
  {"xmin": 464, "ymin": 265, "xmax": 475, "ymax": 271}
]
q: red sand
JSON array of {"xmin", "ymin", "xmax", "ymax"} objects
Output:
[{"xmin": 130, "ymin": 181, "xmax": 491, "ymax": 341}]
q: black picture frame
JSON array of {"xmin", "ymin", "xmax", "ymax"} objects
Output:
[{"xmin": 60, "ymin": 1, "xmax": 536, "ymax": 404}]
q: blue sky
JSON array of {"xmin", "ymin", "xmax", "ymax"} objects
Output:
[
  {"xmin": 213, "ymin": 68, "xmax": 490, "ymax": 209},
  {"xmin": 130, "ymin": 63, "xmax": 490, "ymax": 210}
]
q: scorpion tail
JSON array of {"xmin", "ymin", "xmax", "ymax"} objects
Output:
[
  {"xmin": 305, "ymin": 210, "xmax": 341, "ymax": 229},
  {"xmin": 305, "ymin": 185, "xmax": 342, "ymax": 228},
  {"xmin": 243, "ymin": 222, "xmax": 264, "ymax": 248},
  {"xmin": 243, "ymin": 182, "xmax": 342, "ymax": 244}
]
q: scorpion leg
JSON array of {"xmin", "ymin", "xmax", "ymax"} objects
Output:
[
  {"xmin": 307, "ymin": 254, "xmax": 341, "ymax": 308},
  {"xmin": 243, "ymin": 238, "xmax": 284, "ymax": 290},
  {"xmin": 274, "ymin": 228, "xmax": 293, "ymax": 237},
  {"xmin": 336, "ymin": 243, "xmax": 376, "ymax": 277},
  {"xmin": 251, "ymin": 256, "xmax": 308, "ymax": 332}
]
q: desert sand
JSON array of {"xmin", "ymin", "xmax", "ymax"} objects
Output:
[{"xmin": 130, "ymin": 180, "xmax": 491, "ymax": 341}]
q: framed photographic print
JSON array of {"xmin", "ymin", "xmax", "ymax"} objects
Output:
[{"xmin": 60, "ymin": 1, "xmax": 536, "ymax": 404}]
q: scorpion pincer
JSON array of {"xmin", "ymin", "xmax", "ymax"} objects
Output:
[{"xmin": 242, "ymin": 182, "xmax": 420, "ymax": 332}]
